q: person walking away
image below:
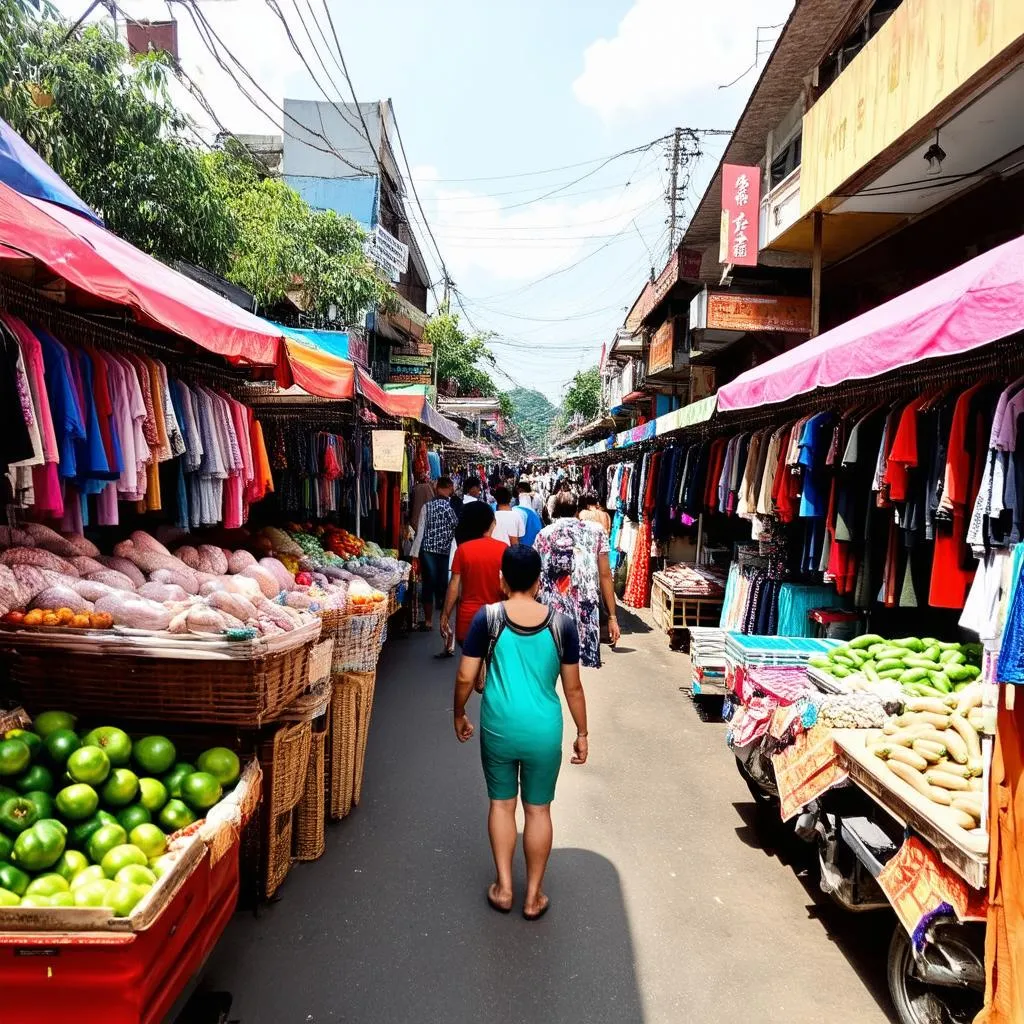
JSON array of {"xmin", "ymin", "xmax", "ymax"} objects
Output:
[
  {"xmin": 518, "ymin": 477, "xmax": 545, "ymax": 516},
  {"xmin": 453, "ymin": 544, "xmax": 588, "ymax": 919},
  {"xmin": 515, "ymin": 482, "xmax": 543, "ymax": 546},
  {"xmin": 578, "ymin": 492, "xmax": 611, "ymax": 536},
  {"xmin": 491, "ymin": 486, "xmax": 523, "ymax": 546},
  {"xmin": 545, "ymin": 479, "xmax": 573, "ymax": 525},
  {"xmin": 535, "ymin": 493, "xmax": 620, "ymax": 668},
  {"xmin": 440, "ymin": 502, "xmax": 505, "ymax": 656},
  {"xmin": 410, "ymin": 477, "xmax": 459, "ymax": 639}
]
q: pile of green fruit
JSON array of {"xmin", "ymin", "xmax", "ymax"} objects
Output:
[
  {"xmin": 0, "ymin": 710, "xmax": 241, "ymax": 915},
  {"xmin": 809, "ymin": 635, "xmax": 982, "ymax": 696}
]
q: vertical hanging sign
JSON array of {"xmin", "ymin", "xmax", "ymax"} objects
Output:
[{"xmin": 719, "ymin": 164, "xmax": 760, "ymax": 267}]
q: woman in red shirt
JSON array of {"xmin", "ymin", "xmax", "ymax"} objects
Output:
[{"xmin": 441, "ymin": 502, "xmax": 506, "ymax": 649}]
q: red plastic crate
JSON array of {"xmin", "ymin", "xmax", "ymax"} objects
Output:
[{"xmin": 0, "ymin": 834, "xmax": 240, "ymax": 1024}]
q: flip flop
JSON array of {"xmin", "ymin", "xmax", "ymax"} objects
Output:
[
  {"xmin": 487, "ymin": 886, "xmax": 512, "ymax": 914},
  {"xmin": 523, "ymin": 896, "xmax": 550, "ymax": 921},
  {"xmin": 433, "ymin": 649, "xmax": 455, "ymax": 659}
]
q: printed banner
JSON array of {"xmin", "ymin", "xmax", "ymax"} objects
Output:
[
  {"xmin": 877, "ymin": 836, "xmax": 988, "ymax": 944},
  {"xmin": 773, "ymin": 725, "xmax": 847, "ymax": 821},
  {"xmin": 371, "ymin": 429, "xmax": 406, "ymax": 472},
  {"xmin": 720, "ymin": 164, "xmax": 760, "ymax": 267}
]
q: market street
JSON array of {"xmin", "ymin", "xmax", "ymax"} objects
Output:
[{"xmin": 198, "ymin": 613, "xmax": 897, "ymax": 1024}]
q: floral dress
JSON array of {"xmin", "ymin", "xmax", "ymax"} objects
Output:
[{"xmin": 534, "ymin": 518, "xmax": 608, "ymax": 668}]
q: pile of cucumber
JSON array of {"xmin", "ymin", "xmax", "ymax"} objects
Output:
[{"xmin": 808, "ymin": 634, "xmax": 982, "ymax": 696}]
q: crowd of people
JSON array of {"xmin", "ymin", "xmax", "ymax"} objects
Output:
[{"xmin": 407, "ymin": 470, "xmax": 619, "ymax": 666}]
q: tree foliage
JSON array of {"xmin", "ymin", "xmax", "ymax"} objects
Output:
[
  {"xmin": 427, "ymin": 304, "xmax": 501, "ymax": 398},
  {"xmin": 204, "ymin": 149, "xmax": 392, "ymax": 322},
  {"xmin": 506, "ymin": 388, "xmax": 558, "ymax": 453},
  {"xmin": 0, "ymin": 2, "xmax": 392, "ymax": 325},
  {"xmin": 562, "ymin": 366, "xmax": 602, "ymax": 423},
  {"xmin": 0, "ymin": 4, "xmax": 235, "ymax": 271}
]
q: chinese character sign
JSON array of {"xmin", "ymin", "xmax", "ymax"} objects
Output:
[{"xmin": 719, "ymin": 164, "xmax": 760, "ymax": 267}]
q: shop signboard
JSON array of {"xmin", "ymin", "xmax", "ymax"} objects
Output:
[
  {"xmin": 648, "ymin": 319, "xmax": 675, "ymax": 375},
  {"xmin": 801, "ymin": 0, "xmax": 1024, "ymax": 216},
  {"xmin": 705, "ymin": 292, "xmax": 812, "ymax": 334},
  {"xmin": 372, "ymin": 429, "xmax": 406, "ymax": 471},
  {"xmin": 719, "ymin": 164, "xmax": 760, "ymax": 267},
  {"xmin": 364, "ymin": 224, "xmax": 409, "ymax": 280}
]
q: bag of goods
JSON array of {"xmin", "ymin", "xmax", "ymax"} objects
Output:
[
  {"xmin": 347, "ymin": 579, "xmax": 385, "ymax": 614},
  {"xmin": 138, "ymin": 582, "xmax": 189, "ymax": 604},
  {"xmin": 22, "ymin": 523, "xmax": 89, "ymax": 558},
  {"xmin": 207, "ymin": 590, "xmax": 258, "ymax": 623},
  {"xmin": 86, "ymin": 570, "xmax": 137, "ymax": 593},
  {"xmin": 0, "ymin": 527, "xmax": 36, "ymax": 549},
  {"xmin": 258, "ymin": 557, "xmax": 294, "ymax": 592},
  {"xmin": 196, "ymin": 545, "xmax": 229, "ymax": 576},
  {"xmin": 148, "ymin": 568, "xmax": 200, "ymax": 595},
  {"xmin": 817, "ymin": 693, "xmax": 887, "ymax": 729},
  {"xmin": 70, "ymin": 556, "xmax": 107, "ymax": 577},
  {"xmin": 96, "ymin": 556, "xmax": 147, "ymax": 589},
  {"xmin": 94, "ymin": 593, "xmax": 172, "ymax": 632},
  {"xmin": 28, "ymin": 586, "xmax": 94, "ymax": 615},
  {"xmin": 240, "ymin": 564, "xmax": 281, "ymax": 599},
  {"xmin": 0, "ymin": 547, "xmax": 79, "ymax": 577},
  {"xmin": 173, "ymin": 545, "xmax": 202, "ymax": 571},
  {"xmin": 259, "ymin": 527, "xmax": 302, "ymax": 558},
  {"xmin": 227, "ymin": 549, "xmax": 257, "ymax": 574}
]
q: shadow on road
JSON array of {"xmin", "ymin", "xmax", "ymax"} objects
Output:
[{"xmin": 730, "ymin": 797, "xmax": 898, "ymax": 1024}]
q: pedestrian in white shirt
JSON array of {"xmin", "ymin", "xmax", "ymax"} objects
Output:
[{"xmin": 491, "ymin": 486, "xmax": 523, "ymax": 546}]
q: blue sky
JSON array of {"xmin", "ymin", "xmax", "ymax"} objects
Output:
[{"xmin": 60, "ymin": 0, "xmax": 794, "ymax": 400}]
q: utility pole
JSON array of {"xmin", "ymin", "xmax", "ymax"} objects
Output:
[{"xmin": 667, "ymin": 126, "xmax": 682, "ymax": 257}]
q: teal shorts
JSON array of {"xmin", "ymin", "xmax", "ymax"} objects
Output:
[{"xmin": 480, "ymin": 733, "xmax": 561, "ymax": 806}]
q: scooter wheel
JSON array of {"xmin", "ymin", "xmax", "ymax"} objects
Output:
[{"xmin": 887, "ymin": 923, "xmax": 982, "ymax": 1024}]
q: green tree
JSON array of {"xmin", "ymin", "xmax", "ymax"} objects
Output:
[
  {"xmin": 562, "ymin": 366, "xmax": 602, "ymax": 423},
  {"xmin": 204, "ymin": 149, "xmax": 392, "ymax": 323},
  {"xmin": 0, "ymin": 5, "xmax": 235, "ymax": 271},
  {"xmin": 427, "ymin": 304, "xmax": 501, "ymax": 397}
]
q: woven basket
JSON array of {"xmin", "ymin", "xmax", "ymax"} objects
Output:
[
  {"xmin": 4, "ymin": 641, "xmax": 314, "ymax": 726},
  {"xmin": 294, "ymin": 726, "xmax": 327, "ymax": 862},
  {"xmin": 259, "ymin": 719, "xmax": 313, "ymax": 816},
  {"xmin": 327, "ymin": 671, "xmax": 376, "ymax": 820},
  {"xmin": 264, "ymin": 808, "xmax": 294, "ymax": 899},
  {"xmin": 331, "ymin": 608, "xmax": 387, "ymax": 674}
]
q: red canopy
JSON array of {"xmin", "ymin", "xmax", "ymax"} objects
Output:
[
  {"xmin": 283, "ymin": 337, "xmax": 355, "ymax": 399},
  {"xmin": 717, "ymin": 233, "xmax": 1024, "ymax": 412},
  {"xmin": 0, "ymin": 182, "xmax": 285, "ymax": 368}
]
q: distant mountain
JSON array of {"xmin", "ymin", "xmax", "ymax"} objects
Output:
[{"xmin": 507, "ymin": 388, "xmax": 559, "ymax": 454}]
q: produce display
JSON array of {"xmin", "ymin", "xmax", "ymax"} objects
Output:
[
  {"xmin": 0, "ymin": 711, "xmax": 242, "ymax": 914},
  {"xmin": 808, "ymin": 634, "xmax": 981, "ymax": 697},
  {"xmin": 868, "ymin": 684, "xmax": 986, "ymax": 831},
  {"xmin": 0, "ymin": 523, "xmax": 398, "ymax": 640},
  {"xmin": 816, "ymin": 692, "xmax": 887, "ymax": 729}
]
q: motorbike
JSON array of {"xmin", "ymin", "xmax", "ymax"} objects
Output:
[{"xmin": 733, "ymin": 738, "xmax": 984, "ymax": 1024}]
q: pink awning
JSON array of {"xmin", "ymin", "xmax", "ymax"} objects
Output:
[
  {"xmin": 717, "ymin": 233, "xmax": 1024, "ymax": 412},
  {"xmin": 0, "ymin": 182, "xmax": 285, "ymax": 368}
]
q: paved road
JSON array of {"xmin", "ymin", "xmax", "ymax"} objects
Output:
[{"xmin": 197, "ymin": 610, "xmax": 898, "ymax": 1024}]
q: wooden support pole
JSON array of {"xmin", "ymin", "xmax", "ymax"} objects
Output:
[{"xmin": 810, "ymin": 210, "xmax": 823, "ymax": 337}]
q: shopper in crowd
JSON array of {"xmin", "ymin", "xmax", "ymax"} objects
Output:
[
  {"xmin": 441, "ymin": 501, "xmax": 505, "ymax": 654},
  {"xmin": 517, "ymin": 477, "xmax": 545, "ymax": 515},
  {"xmin": 453, "ymin": 544, "xmax": 588, "ymax": 920},
  {"xmin": 410, "ymin": 477, "xmax": 459, "ymax": 640},
  {"xmin": 545, "ymin": 478, "xmax": 573, "ymax": 524},
  {"xmin": 409, "ymin": 472, "xmax": 435, "ymax": 531},
  {"xmin": 535, "ymin": 492, "xmax": 620, "ymax": 668},
  {"xmin": 515, "ymin": 482, "xmax": 544, "ymax": 547},
  {"xmin": 491, "ymin": 486, "xmax": 523, "ymax": 546},
  {"xmin": 578, "ymin": 491, "xmax": 611, "ymax": 536}
]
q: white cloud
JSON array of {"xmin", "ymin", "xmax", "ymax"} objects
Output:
[{"xmin": 573, "ymin": 0, "xmax": 795, "ymax": 119}]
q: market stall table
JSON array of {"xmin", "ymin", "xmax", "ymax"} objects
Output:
[{"xmin": 832, "ymin": 729, "xmax": 988, "ymax": 889}]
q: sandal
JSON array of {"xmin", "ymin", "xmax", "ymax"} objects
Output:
[
  {"xmin": 522, "ymin": 895, "xmax": 550, "ymax": 921},
  {"xmin": 487, "ymin": 884, "xmax": 512, "ymax": 914},
  {"xmin": 433, "ymin": 649, "xmax": 455, "ymax": 659}
]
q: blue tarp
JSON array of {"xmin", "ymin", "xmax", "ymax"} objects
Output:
[{"xmin": 0, "ymin": 118, "xmax": 102, "ymax": 225}]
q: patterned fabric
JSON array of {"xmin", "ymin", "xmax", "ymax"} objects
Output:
[
  {"xmin": 535, "ymin": 518, "xmax": 608, "ymax": 669},
  {"xmin": 421, "ymin": 497, "xmax": 458, "ymax": 554},
  {"xmin": 623, "ymin": 519, "xmax": 652, "ymax": 609}
]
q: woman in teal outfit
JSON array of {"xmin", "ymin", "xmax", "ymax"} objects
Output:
[{"xmin": 453, "ymin": 545, "xmax": 589, "ymax": 920}]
